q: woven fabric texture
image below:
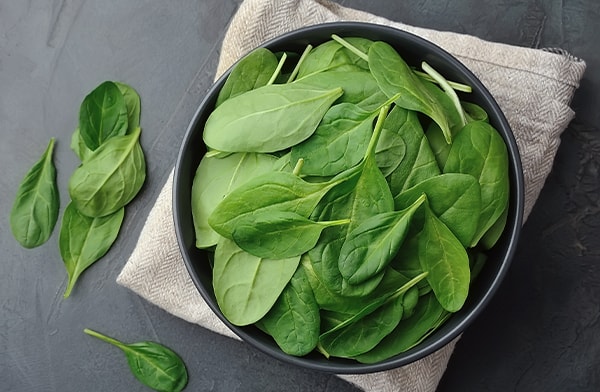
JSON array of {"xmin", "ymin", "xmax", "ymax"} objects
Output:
[{"xmin": 117, "ymin": 0, "xmax": 586, "ymax": 391}]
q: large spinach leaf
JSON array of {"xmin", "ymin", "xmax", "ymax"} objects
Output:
[
  {"xmin": 203, "ymin": 83, "xmax": 342, "ymax": 153},
  {"xmin": 68, "ymin": 126, "xmax": 146, "ymax": 217}
]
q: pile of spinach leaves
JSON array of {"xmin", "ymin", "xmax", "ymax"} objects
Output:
[{"xmin": 192, "ymin": 35, "xmax": 510, "ymax": 362}]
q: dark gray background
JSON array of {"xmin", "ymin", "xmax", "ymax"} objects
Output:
[{"xmin": 2, "ymin": 1, "xmax": 598, "ymax": 391}]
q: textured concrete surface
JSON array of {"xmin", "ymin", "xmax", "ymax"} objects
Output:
[{"xmin": 1, "ymin": 1, "xmax": 598, "ymax": 391}]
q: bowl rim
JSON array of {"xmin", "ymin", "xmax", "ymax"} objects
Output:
[{"xmin": 173, "ymin": 21, "xmax": 525, "ymax": 374}]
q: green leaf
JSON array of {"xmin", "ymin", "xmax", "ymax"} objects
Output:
[
  {"xmin": 290, "ymin": 103, "xmax": 377, "ymax": 176},
  {"xmin": 213, "ymin": 237, "xmax": 300, "ymax": 326},
  {"xmin": 68, "ymin": 126, "xmax": 146, "ymax": 217},
  {"xmin": 443, "ymin": 121, "xmax": 510, "ymax": 246},
  {"xmin": 191, "ymin": 152, "xmax": 277, "ymax": 248},
  {"xmin": 394, "ymin": 173, "xmax": 482, "ymax": 247},
  {"xmin": 384, "ymin": 106, "xmax": 440, "ymax": 197},
  {"xmin": 259, "ymin": 266, "xmax": 320, "ymax": 356},
  {"xmin": 70, "ymin": 127, "xmax": 93, "ymax": 161},
  {"xmin": 231, "ymin": 210, "xmax": 349, "ymax": 259},
  {"xmin": 354, "ymin": 292, "xmax": 448, "ymax": 363},
  {"xmin": 60, "ymin": 202, "xmax": 124, "ymax": 298},
  {"xmin": 296, "ymin": 39, "xmax": 370, "ymax": 79},
  {"xmin": 338, "ymin": 194, "xmax": 426, "ymax": 284},
  {"xmin": 216, "ymin": 48, "xmax": 279, "ymax": 106},
  {"xmin": 203, "ymin": 83, "xmax": 343, "ymax": 153},
  {"xmin": 84, "ymin": 328, "xmax": 188, "ymax": 392},
  {"xmin": 10, "ymin": 137, "xmax": 60, "ymax": 248},
  {"xmin": 207, "ymin": 170, "xmax": 341, "ymax": 239},
  {"xmin": 78, "ymin": 81, "xmax": 128, "ymax": 150},
  {"xmin": 418, "ymin": 204, "xmax": 470, "ymax": 312},
  {"xmin": 368, "ymin": 41, "xmax": 453, "ymax": 143},
  {"xmin": 114, "ymin": 82, "xmax": 141, "ymax": 132}
]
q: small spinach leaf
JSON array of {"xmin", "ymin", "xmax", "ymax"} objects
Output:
[
  {"xmin": 114, "ymin": 82, "xmax": 141, "ymax": 132},
  {"xmin": 83, "ymin": 328, "xmax": 188, "ymax": 392},
  {"xmin": 60, "ymin": 202, "xmax": 124, "ymax": 298},
  {"xmin": 78, "ymin": 81, "xmax": 128, "ymax": 150},
  {"xmin": 10, "ymin": 137, "xmax": 60, "ymax": 248}
]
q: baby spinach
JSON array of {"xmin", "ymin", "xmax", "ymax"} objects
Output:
[
  {"xmin": 191, "ymin": 152, "xmax": 277, "ymax": 248},
  {"xmin": 213, "ymin": 237, "xmax": 300, "ymax": 326},
  {"xmin": 115, "ymin": 81, "xmax": 142, "ymax": 131},
  {"xmin": 60, "ymin": 202, "xmax": 124, "ymax": 298},
  {"xmin": 10, "ymin": 138, "xmax": 60, "ymax": 249},
  {"xmin": 231, "ymin": 210, "xmax": 349, "ymax": 259},
  {"xmin": 443, "ymin": 120, "xmax": 510, "ymax": 246},
  {"xmin": 394, "ymin": 173, "xmax": 482, "ymax": 247},
  {"xmin": 84, "ymin": 328, "xmax": 188, "ymax": 392},
  {"xmin": 78, "ymin": 81, "xmax": 129, "ymax": 151},
  {"xmin": 418, "ymin": 204, "xmax": 470, "ymax": 312},
  {"xmin": 216, "ymin": 47, "xmax": 279, "ymax": 106},
  {"xmin": 338, "ymin": 194, "xmax": 426, "ymax": 285},
  {"xmin": 258, "ymin": 266, "xmax": 320, "ymax": 356},
  {"xmin": 69, "ymin": 126, "xmax": 146, "ymax": 217},
  {"xmin": 368, "ymin": 41, "xmax": 453, "ymax": 143},
  {"xmin": 203, "ymin": 83, "xmax": 342, "ymax": 153}
]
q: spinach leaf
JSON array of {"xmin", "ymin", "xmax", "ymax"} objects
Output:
[
  {"xmin": 70, "ymin": 127, "xmax": 94, "ymax": 162},
  {"xmin": 212, "ymin": 237, "xmax": 300, "ymax": 326},
  {"xmin": 203, "ymin": 83, "xmax": 342, "ymax": 153},
  {"xmin": 354, "ymin": 292, "xmax": 448, "ymax": 363},
  {"xmin": 418, "ymin": 204, "xmax": 470, "ymax": 312},
  {"xmin": 317, "ymin": 272, "xmax": 426, "ymax": 358},
  {"xmin": 296, "ymin": 38, "xmax": 371, "ymax": 79},
  {"xmin": 384, "ymin": 106, "xmax": 440, "ymax": 197},
  {"xmin": 68, "ymin": 126, "xmax": 146, "ymax": 217},
  {"xmin": 231, "ymin": 210, "xmax": 349, "ymax": 259},
  {"xmin": 83, "ymin": 328, "xmax": 188, "ymax": 392},
  {"xmin": 115, "ymin": 82, "xmax": 141, "ymax": 132},
  {"xmin": 259, "ymin": 266, "xmax": 320, "ymax": 356},
  {"xmin": 368, "ymin": 41, "xmax": 453, "ymax": 143},
  {"xmin": 60, "ymin": 202, "xmax": 124, "ymax": 298},
  {"xmin": 191, "ymin": 152, "xmax": 277, "ymax": 248},
  {"xmin": 10, "ymin": 137, "xmax": 60, "ymax": 248},
  {"xmin": 462, "ymin": 101, "xmax": 489, "ymax": 123},
  {"xmin": 216, "ymin": 48, "xmax": 279, "ymax": 106},
  {"xmin": 295, "ymin": 71, "xmax": 387, "ymax": 112},
  {"xmin": 78, "ymin": 81, "xmax": 128, "ymax": 150},
  {"xmin": 338, "ymin": 194, "xmax": 426, "ymax": 285},
  {"xmin": 290, "ymin": 102, "xmax": 378, "ymax": 176},
  {"xmin": 394, "ymin": 173, "xmax": 482, "ymax": 247},
  {"xmin": 480, "ymin": 203, "xmax": 508, "ymax": 250},
  {"xmin": 208, "ymin": 170, "xmax": 343, "ymax": 240},
  {"xmin": 443, "ymin": 121, "xmax": 510, "ymax": 246}
]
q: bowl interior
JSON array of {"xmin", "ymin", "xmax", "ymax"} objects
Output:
[{"xmin": 173, "ymin": 22, "xmax": 524, "ymax": 374}]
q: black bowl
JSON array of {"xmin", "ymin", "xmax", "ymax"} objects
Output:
[{"xmin": 173, "ymin": 21, "xmax": 524, "ymax": 374}]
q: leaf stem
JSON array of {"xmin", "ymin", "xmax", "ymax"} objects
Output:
[
  {"xmin": 331, "ymin": 34, "xmax": 369, "ymax": 61},
  {"xmin": 413, "ymin": 70, "xmax": 473, "ymax": 93},
  {"xmin": 84, "ymin": 328, "xmax": 125, "ymax": 348},
  {"xmin": 292, "ymin": 158, "xmax": 305, "ymax": 176},
  {"xmin": 287, "ymin": 44, "xmax": 313, "ymax": 83},
  {"xmin": 364, "ymin": 105, "xmax": 391, "ymax": 159},
  {"xmin": 267, "ymin": 52, "xmax": 288, "ymax": 85},
  {"xmin": 421, "ymin": 62, "xmax": 468, "ymax": 127}
]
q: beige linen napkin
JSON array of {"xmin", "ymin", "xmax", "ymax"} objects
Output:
[{"xmin": 117, "ymin": 0, "xmax": 586, "ymax": 390}]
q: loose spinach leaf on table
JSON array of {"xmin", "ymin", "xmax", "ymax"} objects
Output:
[
  {"xmin": 203, "ymin": 83, "xmax": 342, "ymax": 153},
  {"xmin": 191, "ymin": 152, "xmax": 277, "ymax": 248},
  {"xmin": 10, "ymin": 137, "xmax": 60, "ymax": 249},
  {"xmin": 115, "ymin": 81, "xmax": 142, "ymax": 132},
  {"xmin": 84, "ymin": 328, "xmax": 188, "ymax": 392},
  {"xmin": 59, "ymin": 202, "xmax": 124, "ymax": 298},
  {"xmin": 78, "ymin": 80, "xmax": 129, "ymax": 151},
  {"xmin": 69, "ymin": 126, "xmax": 146, "ymax": 218}
]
